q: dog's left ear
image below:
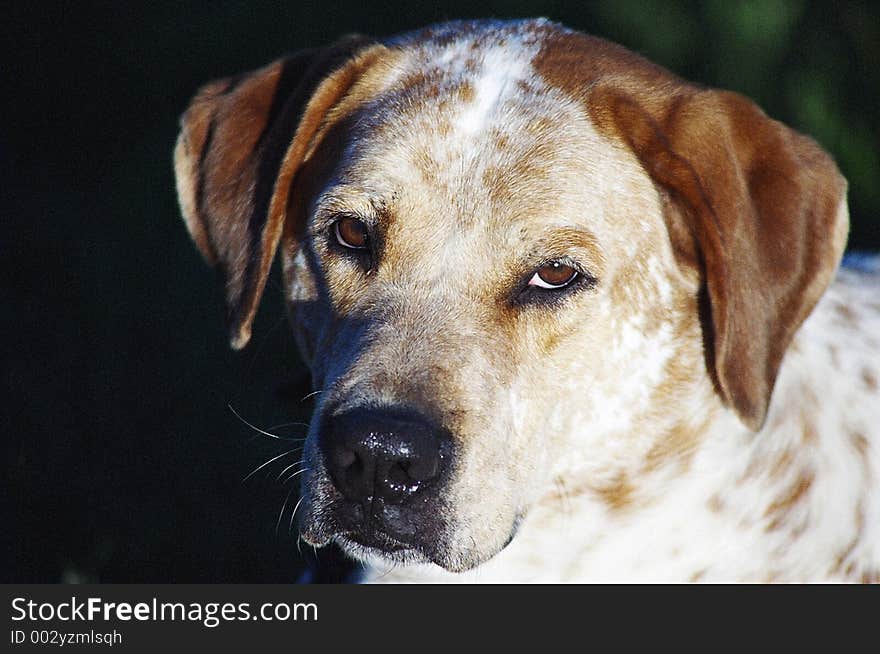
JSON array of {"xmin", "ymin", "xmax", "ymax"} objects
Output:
[
  {"xmin": 590, "ymin": 86, "xmax": 848, "ymax": 431},
  {"xmin": 174, "ymin": 36, "xmax": 378, "ymax": 349}
]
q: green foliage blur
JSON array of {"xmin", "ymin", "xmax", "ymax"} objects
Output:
[{"xmin": 587, "ymin": 0, "xmax": 879, "ymax": 249}]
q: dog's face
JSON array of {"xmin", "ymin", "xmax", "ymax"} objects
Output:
[
  {"xmin": 284, "ymin": 38, "xmax": 706, "ymax": 569},
  {"xmin": 175, "ymin": 20, "xmax": 847, "ymax": 572}
]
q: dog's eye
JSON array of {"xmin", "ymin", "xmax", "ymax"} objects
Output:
[
  {"xmin": 528, "ymin": 262, "xmax": 579, "ymax": 289},
  {"xmin": 334, "ymin": 217, "xmax": 369, "ymax": 249}
]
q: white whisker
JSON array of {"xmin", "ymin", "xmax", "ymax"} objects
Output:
[
  {"xmin": 276, "ymin": 485, "xmax": 299, "ymax": 534},
  {"xmin": 241, "ymin": 449, "xmax": 297, "ymax": 483},
  {"xmin": 275, "ymin": 460, "xmax": 305, "ymax": 482},
  {"xmin": 289, "ymin": 496, "xmax": 305, "ymax": 534},
  {"xmin": 264, "ymin": 419, "xmax": 310, "ymax": 433},
  {"xmin": 228, "ymin": 404, "xmax": 299, "ymax": 441},
  {"xmin": 280, "ymin": 467, "xmax": 309, "ymax": 485}
]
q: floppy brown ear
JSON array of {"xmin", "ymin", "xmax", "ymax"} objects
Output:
[
  {"xmin": 590, "ymin": 86, "xmax": 848, "ymax": 430},
  {"xmin": 174, "ymin": 36, "xmax": 376, "ymax": 349}
]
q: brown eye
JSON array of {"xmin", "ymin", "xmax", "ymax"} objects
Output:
[
  {"xmin": 334, "ymin": 217, "xmax": 369, "ymax": 249},
  {"xmin": 528, "ymin": 262, "xmax": 578, "ymax": 289}
]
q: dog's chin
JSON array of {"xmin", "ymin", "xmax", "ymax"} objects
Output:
[
  {"xmin": 299, "ymin": 504, "xmax": 441, "ymax": 568},
  {"xmin": 302, "ymin": 519, "xmax": 479, "ymax": 572},
  {"xmin": 305, "ymin": 523, "xmax": 521, "ymax": 575},
  {"xmin": 299, "ymin": 490, "xmax": 524, "ymax": 574},
  {"xmin": 334, "ymin": 534, "xmax": 436, "ymax": 568}
]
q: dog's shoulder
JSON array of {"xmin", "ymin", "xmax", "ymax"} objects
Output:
[
  {"xmin": 746, "ymin": 258, "xmax": 880, "ymax": 581},
  {"xmin": 794, "ymin": 254, "xmax": 880, "ymax": 389}
]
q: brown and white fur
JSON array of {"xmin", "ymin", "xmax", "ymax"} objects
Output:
[{"xmin": 174, "ymin": 19, "xmax": 880, "ymax": 582}]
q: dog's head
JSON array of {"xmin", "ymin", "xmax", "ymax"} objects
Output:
[{"xmin": 175, "ymin": 20, "xmax": 848, "ymax": 571}]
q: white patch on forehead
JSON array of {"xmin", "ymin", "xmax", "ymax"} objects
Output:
[
  {"xmin": 380, "ymin": 22, "xmax": 554, "ymax": 157},
  {"xmin": 455, "ymin": 46, "xmax": 532, "ymax": 137}
]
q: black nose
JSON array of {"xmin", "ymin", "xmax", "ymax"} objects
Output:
[{"xmin": 322, "ymin": 409, "xmax": 449, "ymax": 505}]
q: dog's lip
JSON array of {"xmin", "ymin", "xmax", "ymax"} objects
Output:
[
  {"xmin": 338, "ymin": 502, "xmax": 425, "ymax": 553},
  {"xmin": 339, "ymin": 527, "xmax": 413, "ymax": 553},
  {"xmin": 300, "ymin": 494, "xmax": 426, "ymax": 555},
  {"xmin": 334, "ymin": 532, "xmax": 438, "ymax": 568}
]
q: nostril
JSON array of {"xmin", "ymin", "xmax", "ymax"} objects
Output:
[
  {"xmin": 387, "ymin": 462, "xmax": 409, "ymax": 488},
  {"xmin": 404, "ymin": 455, "xmax": 439, "ymax": 483},
  {"xmin": 322, "ymin": 408, "xmax": 450, "ymax": 506},
  {"xmin": 333, "ymin": 448, "xmax": 357, "ymax": 470},
  {"xmin": 339, "ymin": 450, "xmax": 367, "ymax": 491}
]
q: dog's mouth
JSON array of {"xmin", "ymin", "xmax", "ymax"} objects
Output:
[
  {"xmin": 306, "ymin": 521, "xmax": 438, "ymax": 569},
  {"xmin": 297, "ymin": 403, "xmax": 461, "ymax": 567},
  {"xmin": 333, "ymin": 534, "xmax": 435, "ymax": 568},
  {"xmin": 317, "ymin": 495, "xmax": 444, "ymax": 565},
  {"xmin": 343, "ymin": 527, "xmax": 410, "ymax": 552},
  {"xmin": 335, "ymin": 529, "xmax": 427, "ymax": 563},
  {"xmin": 300, "ymin": 481, "xmax": 528, "ymax": 574},
  {"xmin": 296, "ymin": 404, "xmax": 525, "ymax": 572}
]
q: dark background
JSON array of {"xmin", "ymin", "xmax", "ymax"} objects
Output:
[{"xmin": 4, "ymin": 1, "xmax": 878, "ymax": 582}]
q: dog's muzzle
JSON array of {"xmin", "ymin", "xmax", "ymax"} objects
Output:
[{"xmin": 319, "ymin": 407, "xmax": 454, "ymax": 552}]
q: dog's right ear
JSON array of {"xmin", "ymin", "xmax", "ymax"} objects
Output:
[
  {"xmin": 588, "ymin": 85, "xmax": 848, "ymax": 431},
  {"xmin": 174, "ymin": 36, "xmax": 379, "ymax": 349}
]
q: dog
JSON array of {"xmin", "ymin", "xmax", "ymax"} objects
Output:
[{"xmin": 174, "ymin": 19, "xmax": 879, "ymax": 582}]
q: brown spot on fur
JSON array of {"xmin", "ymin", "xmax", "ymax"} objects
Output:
[
  {"xmin": 540, "ymin": 330, "xmax": 562, "ymax": 355},
  {"xmin": 483, "ymin": 135, "xmax": 556, "ymax": 204},
  {"xmin": 689, "ymin": 569, "xmax": 707, "ymax": 582},
  {"xmin": 862, "ymin": 571, "xmax": 880, "ymax": 584},
  {"xmin": 862, "ymin": 368, "xmax": 878, "ymax": 391},
  {"xmin": 831, "ymin": 502, "xmax": 865, "ymax": 579},
  {"xmin": 707, "ymin": 494, "xmax": 724, "ymax": 513},
  {"xmin": 481, "ymin": 165, "xmax": 501, "ymax": 194},
  {"xmin": 849, "ymin": 430, "xmax": 872, "ymax": 483},
  {"xmin": 801, "ymin": 417, "xmax": 818, "ymax": 444},
  {"xmin": 397, "ymin": 70, "xmax": 431, "ymax": 93},
  {"xmin": 413, "ymin": 148, "xmax": 440, "ymax": 181},
  {"xmin": 526, "ymin": 116, "xmax": 553, "ymax": 134},
  {"xmin": 435, "ymin": 118, "xmax": 451, "ymax": 137},
  {"xmin": 456, "ymin": 81, "xmax": 475, "ymax": 104},
  {"xmin": 643, "ymin": 417, "xmax": 705, "ymax": 473},
  {"xmin": 592, "ymin": 473, "xmax": 635, "ymax": 512},
  {"xmin": 852, "ymin": 431, "xmax": 869, "ymax": 458},
  {"xmin": 834, "ymin": 302, "xmax": 858, "ymax": 324},
  {"xmin": 510, "ymin": 149, "xmax": 551, "ymax": 184},
  {"xmin": 789, "ymin": 519, "xmax": 809, "ymax": 540},
  {"xmin": 492, "ymin": 129, "xmax": 511, "ymax": 151},
  {"xmin": 768, "ymin": 449, "xmax": 795, "ymax": 479},
  {"xmin": 764, "ymin": 470, "xmax": 815, "ymax": 531}
]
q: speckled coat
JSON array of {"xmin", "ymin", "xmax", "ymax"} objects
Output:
[{"xmin": 175, "ymin": 19, "xmax": 880, "ymax": 582}]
